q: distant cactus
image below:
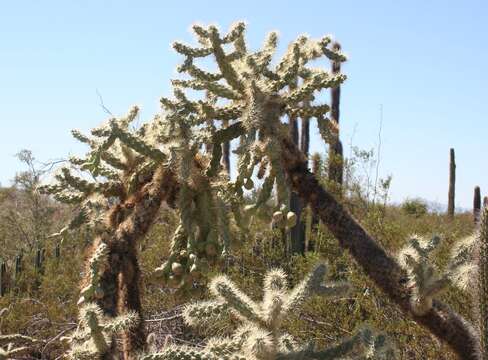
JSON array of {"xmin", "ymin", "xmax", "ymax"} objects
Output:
[
  {"xmin": 0, "ymin": 262, "xmax": 5, "ymax": 297},
  {"xmin": 14, "ymin": 254, "xmax": 22, "ymax": 280},
  {"xmin": 475, "ymin": 186, "xmax": 482, "ymax": 224},
  {"xmin": 55, "ymin": 242, "xmax": 61, "ymax": 259},
  {"xmin": 448, "ymin": 148, "xmax": 456, "ymax": 218},
  {"xmin": 35, "ymin": 247, "xmax": 43, "ymax": 272},
  {"xmin": 328, "ymin": 41, "xmax": 344, "ymax": 187},
  {"xmin": 142, "ymin": 263, "xmax": 394, "ymax": 359}
]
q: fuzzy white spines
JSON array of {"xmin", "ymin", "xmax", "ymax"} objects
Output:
[
  {"xmin": 398, "ymin": 235, "xmax": 450, "ymax": 315},
  {"xmin": 166, "ymin": 21, "xmax": 347, "ymax": 229},
  {"xmin": 145, "ymin": 263, "xmax": 384, "ymax": 360},
  {"xmin": 78, "ymin": 241, "xmax": 108, "ymax": 305},
  {"xmin": 449, "ymin": 234, "xmax": 477, "ymax": 290}
]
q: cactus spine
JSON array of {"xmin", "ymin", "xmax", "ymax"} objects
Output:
[{"xmin": 448, "ymin": 148, "xmax": 456, "ymax": 218}]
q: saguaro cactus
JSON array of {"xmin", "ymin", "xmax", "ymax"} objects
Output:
[
  {"xmin": 328, "ymin": 41, "xmax": 344, "ymax": 187},
  {"xmin": 475, "ymin": 186, "xmax": 482, "ymax": 224},
  {"xmin": 448, "ymin": 148, "xmax": 456, "ymax": 218}
]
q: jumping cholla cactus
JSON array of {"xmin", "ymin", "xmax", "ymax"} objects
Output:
[
  {"xmin": 0, "ymin": 334, "xmax": 38, "ymax": 360},
  {"xmin": 62, "ymin": 302, "xmax": 139, "ymax": 359},
  {"xmin": 40, "ymin": 21, "xmax": 357, "ymax": 357},
  {"xmin": 142, "ymin": 263, "xmax": 394, "ymax": 359},
  {"xmin": 39, "ymin": 107, "xmax": 180, "ymax": 356},
  {"xmin": 398, "ymin": 234, "xmax": 476, "ymax": 316}
]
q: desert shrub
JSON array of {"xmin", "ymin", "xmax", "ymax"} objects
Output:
[{"xmin": 401, "ymin": 198, "xmax": 428, "ymax": 217}]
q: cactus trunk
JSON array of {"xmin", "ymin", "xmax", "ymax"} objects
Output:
[
  {"xmin": 85, "ymin": 166, "xmax": 178, "ymax": 359},
  {"xmin": 448, "ymin": 148, "xmax": 456, "ymax": 218}
]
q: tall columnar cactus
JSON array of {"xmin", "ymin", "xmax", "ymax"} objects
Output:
[
  {"xmin": 475, "ymin": 186, "xmax": 482, "ymax": 225},
  {"xmin": 327, "ymin": 41, "xmax": 344, "ymax": 187},
  {"xmin": 0, "ymin": 334, "xmax": 38, "ymax": 360},
  {"xmin": 0, "ymin": 262, "xmax": 5, "ymax": 297},
  {"xmin": 35, "ymin": 247, "xmax": 43, "ymax": 272},
  {"xmin": 478, "ymin": 207, "xmax": 488, "ymax": 359},
  {"xmin": 142, "ymin": 264, "xmax": 393, "ymax": 359},
  {"xmin": 448, "ymin": 148, "xmax": 456, "ymax": 218},
  {"xmin": 14, "ymin": 254, "xmax": 22, "ymax": 280}
]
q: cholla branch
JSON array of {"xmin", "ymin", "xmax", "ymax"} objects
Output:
[{"xmin": 143, "ymin": 264, "xmax": 389, "ymax": 359}]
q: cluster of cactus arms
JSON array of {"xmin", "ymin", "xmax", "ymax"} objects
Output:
[
  {"xmin": 142, "ymin": 263, "xmax": 394, "ymax": 360},
  {"xmin": 0, "ymin": 334, "xmax": 38, "ymax": 360},
  {"xmin": 62, "ymin": 303, "xmax": 139, "ymax": 359},
  {"xmin": 166, "ymin": 21, "xmax": 346, "ymax": 218}
]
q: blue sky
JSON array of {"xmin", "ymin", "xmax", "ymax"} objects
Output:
[{"xmin": 0, "ymin": 0, "xmax": 486, "ymax": 209}]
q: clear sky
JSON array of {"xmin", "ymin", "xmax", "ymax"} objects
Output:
[{"xmin": 0, "ymin": 0, "xmax": 486, "ymax": 209}]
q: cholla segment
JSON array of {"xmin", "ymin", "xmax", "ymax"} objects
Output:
[
  {"xmin": 64, "ymin": 303, "xmax": 139, "ymax": 359},
  {"xmin": 398, "ymin": 234, "xmax": 479, "ymax": 316}
]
